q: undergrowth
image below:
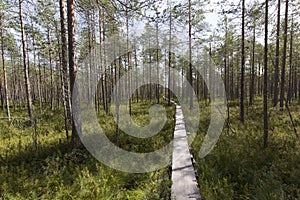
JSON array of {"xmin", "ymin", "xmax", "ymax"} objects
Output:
[
  {"xmin": 191, "ymin": 99, "xmax": 300, "ymax": 200},
  {"xmin": 2, "ymin": 98, "xmax": 299, "ymax": 199},
  {"xmin": 0, "ymin": 100, "xmax": 174, "ymax": 199}
]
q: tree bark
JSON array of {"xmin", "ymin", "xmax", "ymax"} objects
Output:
[
  {"xmin": 263, "ymin": 0, "xmax": 269, "ymax": 148},
  {"xmin": 67, "ymin": 0, "xmax": 80, "ymax": 141},
  {"xmin": 0, "ymin": 14, "xmax": 11, "ymax": 122},
  {"xmin": 250, "ymin": 23, "xmax": 256, "ymax": 106},
  {"xmin": 280, "ymin": 0, "xmax": 289, "ymax": 109},
  {"xmin": 125, "ymin": 3, "xmax": 132, "ymax": 115},
  {"xmin": 60, "ymin": 0, "xmax": 72, "ymax": 139},
  {"xmin": 47, "ymin": 28, "xmax": 54, "ymax": 110},
  {"xmin": 188, "ymin": 0, "xmax": 193, "ymax": 109},
  {"xmin": 19, "ymin": 0, "xmax": 33, "ymax": 124},
  {"xmin": 168, "ymin": 2, "xmax": 172, "ymax": 106},
  {"xmin": 287, "ymin": 17, "xmax": 293, "ymax": 103},
  {"xmin": 240, "ymin": 0, "xmax": 245, "ymax": 123},
  {"xmin": 273, "ymin": 0, "xmax": 281, "ymax": 106},
  {"xmin": 156, "ymin": 11, "xmax": 160, "ymax": 104}
]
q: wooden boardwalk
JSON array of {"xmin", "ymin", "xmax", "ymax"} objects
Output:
[{"xmin": 171, "ymin": 103, "xmax": 201, "ymax": 200}]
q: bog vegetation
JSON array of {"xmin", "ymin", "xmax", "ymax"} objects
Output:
[{"xmin": 0, "ymin": 0, "xmax": 300, "ymax": 199}]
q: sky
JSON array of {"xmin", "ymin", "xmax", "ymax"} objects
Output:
[{"xmin": 129, "ymin": 0, "xmax": 244, "ymax": 37}]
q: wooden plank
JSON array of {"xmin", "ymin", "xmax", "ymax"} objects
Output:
[{"xmin": 171, "ymin": 104, "xmax": 201, "ymax": 200}]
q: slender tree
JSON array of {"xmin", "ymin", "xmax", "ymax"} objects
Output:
[
  {"xmin": 287, "ymin": 16, "xmax": 293, "ymax": 103},
  {"xmin": 280, "ymin": 0, "xmax": 289, "ymax": 109},
  {"xmin": 0, "ymin": 13, "xmax": 10, "ymax": 122},
  {"xmin": 67, "ymin": 0, "xmax": 80, "ymax": 141},
  {"xmin": 155, "ymin": 9, "xmax": 160, "ymax": 104},
  {"xmin": 19, "ymin": 0, "xmax": 33, "ymax": 124},
  {"xmin": 249, "ymin": 4, "xmax": 259, "ymax": 106},
  {"xmin": 168, "ymin": 1, "xmax": 172, "ymax": 106},
  {"xmin": 240, "ymin": 0, "xmax": 245, "ymax": 123},
  {"xmin": 263, "ymin": 0, "xmax": 269, "ymax": 147},
  {"xmin": 273, "ymin": 0, "xmax": 281, "ymax": 106},
  {"xmin": 47, "ymin": 28, "xmax": 54, "ymax": 110},
  {"xmin": 60, "ymin": 0, "xmax": 72, "ymax": 139},
  {"xmin": 249, "ymin": 21, "xmax": 256, "ymax": 106},
  {"xmin": 188, "ymin": 0, "xmax": 193, "ymax": 109}
]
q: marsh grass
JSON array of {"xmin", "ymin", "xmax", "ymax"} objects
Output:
[
  {"xmin": 0, "ymin": 100, "xmax": 174, "ymax": 199},
  {"xmin": 191, "ymin": 99, "xmax": 300, "ymax": 200}
]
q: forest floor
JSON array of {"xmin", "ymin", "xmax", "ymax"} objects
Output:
[
  {"xmin": 192, "ymin": 99, "xmax": 300, "ymax": 199},
  {"xmin": 0, "ymin": 100, "xmax": 174, "ymax": 199},
  {"xmin": 0, "ymin": 99, "xmax": 299, "ymax": 199}
]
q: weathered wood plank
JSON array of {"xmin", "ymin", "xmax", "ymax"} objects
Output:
[{"xmin": 171, "ymin": 104, "xmax": 201, "ymax": 200}]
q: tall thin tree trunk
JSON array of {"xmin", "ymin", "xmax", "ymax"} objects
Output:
[
  {"xmin": 19, "ymin": 0, "xmax": 33, "ymax": 124},
  {"xmin": 168, "ymin": 2, "xmax": 172, "ymax": 106},
  {"xmin": 149, "ymin": 38, "xmax": 152, "ymax": 102},
  {"xmin": 67, "ymin": 0, "xmax": 80, "ymax": 141},
  {"xmin": 60, "ymin": 0, "xmax": 71, "ymax": 139},
  {"xmin": 263, "ymin": 0, "xmax": 269, "ymax": 148},
  {"xmin": 125, "ymin": 3, "xmax": 132, "ymax": 115},
  {"xmin": 188, "ymin": 0, "xmax": 193, "ymax": 109},
  {"xmin": 87, "ymin": 10, "xmax": 92, "ymax": 104},
  {"xmin": 37, "ymin": 53, "xmax": 42, "ymax": 113},
  {"xmin": 280, "ymin": 0, "xmax": 289, "ymax": 109},
  {"xmin": 250, "ymin": 23, "xmax": 256, "ymax": 106},
  {"xmin": 0, "ymin": 14, "xmax": 11, "ymax": 122},
  {"xmin": 55, "ymin": 23, "xmax": 62, "ymax": 110},
  {"xmin": 224, "ymin": 17, "xmax": 228, "ymax": 104},
  {"xmin": 31, "ymin": 21, "xmax": 42, "ymax": 114},
  {"xmin": 287, "ymin": 17, "xmax": 293, "ymax": 103},
  {"xmin": 116, "ymin": 51, "xmax": 121, "ymax": 136},
  {"xmin": 293, "ymin": 33, "xmax": 297, "ymax": 100},
  {"xmin": 273, "ymin": 0, "xmax": 280, "ymax": 106},
  {"xmin": 48, "ymin": 28, "xmax": 54, "ymax": 110},
  {"xmin": 101, "ymin": 9, "xmax": 108, "ymax": 115},
  {"xmin": 156, "ymin": 12, "xmax": 160, "ymax": 104},
  {"xmin": 135, "ymin": 47, "xmax": 139, "ymax": 103},
  {"xmin": 102, "ymin": 16, "xmax": 109, "ymax": 115},
  {"xmin": 209, "ymin": 43, "xmax": 215, "ymax": 102},
  {"xmin": 0, "ymin": 73, "xmax": 3, "ymax": 111},
  {"xmin": 240, "ymin": 0, "xmax": 245, "ymax": 123},
  {"xmin": 98, "ymin": 8, "xmax": 106, "ymax": 113},
  {"xmin": 11, "ymin": 52, "xmax": 17, "ymax": 111}
]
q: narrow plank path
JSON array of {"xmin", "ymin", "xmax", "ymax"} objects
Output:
[{"xmin": 171, "ymin": 102, "xmax": 201, "ymax": 200}]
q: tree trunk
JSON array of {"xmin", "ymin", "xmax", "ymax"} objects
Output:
[
  {"xmin": 38, "ymin": 53, "xmax": 43, "ymax": 112},
  {"xmin": 250, "ymin": 23, "xmax": 256, "ymax": 106},
  {"xmin": 240, "ymin": 0, "xmax": 245, "ymax": 123},
  {"xmin": 98, "ymin": 8, "xmax": 106, "ymax": 114},
  {"xmin": 263, "ymin": 0, "xmax": 269, "ymax": 148},
  {"xmin": 224, "ymin": 17, "xmax": 228, "ymax": 104},
  {"xmin": 287, "ymin": 17, "xmax": 293, "ymax": 104},
  {"xmin": 168, "ymin": 3, "xmax": 172, "ymax": 106},
  {"xmin": 60, "ymin": 0, "xmax": 72, "ymax": 139},
  {"xmin": 125, "ymin": 4, "xmax": 132, "ymax": 115},
  {"xmin": 31, "ymin": 21, "xmax": 42, "ymax": 114},
  {"xmin": 101, "ymin": 10, "xmax": 109, "ymax": 115},
  {"xmin": 67, "ymin": 0, "xmax": 80, "ymax": 141},
  {"xmin": 156, "ymin": 12, "xmax": 160, "ymax": 104},
  {"xmin": 0, "ymin": 14, "xmax": 11, "ymax": 122},
  {"xmin": 188, "ymin": 0, "xmax": 193, "ymax": 109},
  {"xmin": 11, "ymin": 52, "xmax": 17, "ymax": 111},
  {"xmin": 148, "ymin": 37, "xmax": 152, "ymax": 102},
  {"xmin": 279, "ymin": 0, "xmax": 288, "ymax": 109},
  {"xmin": 19, "ymin": 0, "xmax": 33, "ymax": 124},
  {"xmin": 47, "ymin": 28, "xmax": 54, "ymax": 110},
  {"xmin": 273, "ymin": 0, "xmax": 281, "ymax": 106}
]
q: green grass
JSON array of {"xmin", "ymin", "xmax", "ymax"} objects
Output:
[
  {"xmin": 99, "ymin": 101, "xmax": 175, "ymax": 153},
  {"xmin": 191, "ymin": 99, "xmax": 300, "ymax": 200},
  {"xmin": 0, "ymin": 100, "xmax": 174, "ymax": 199},
  {"xmin": 2, "ymin": 98, "xmax": 299, "ymax": 199}
]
